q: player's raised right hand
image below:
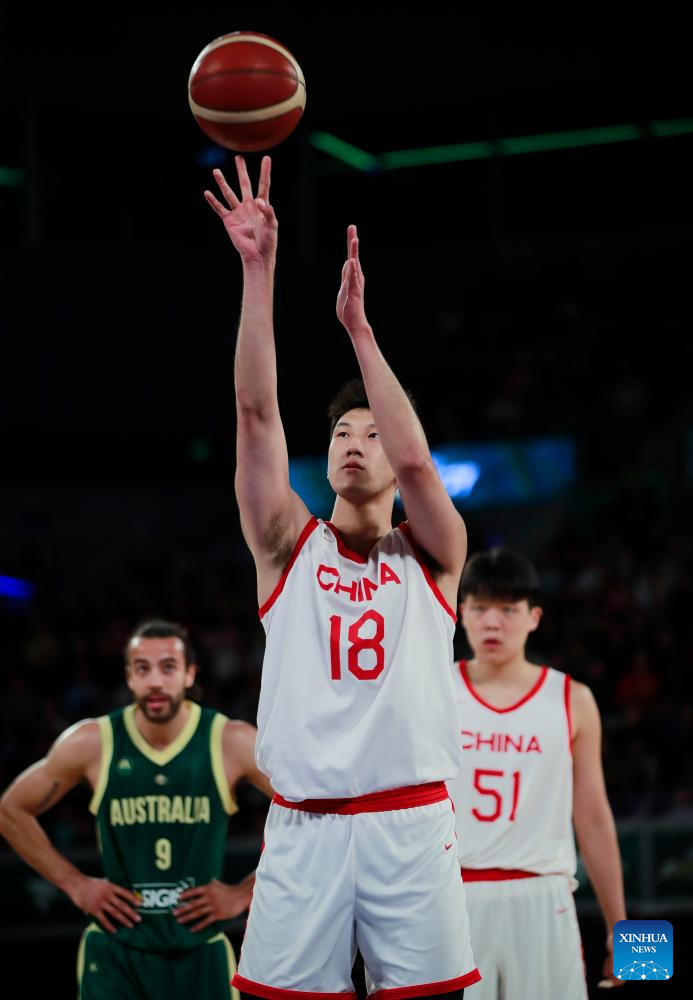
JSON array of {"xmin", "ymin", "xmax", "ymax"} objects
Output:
[
  {"xmin": 205, "ymin": 155, "xmax": 278, "ymax": 265},
  {"xmin": 68, "ymin": 875, "xmax": 141, "ymax": 933},
  {"xmin": 336, "ymin": 225, "xmax": 369, "ymax": 338}
]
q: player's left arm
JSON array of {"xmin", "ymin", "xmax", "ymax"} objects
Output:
[
  {"xmin": 571, "ymin": 679, "xmax": 627, "ymax": 987},
  {"xmin": 175, "ymin": 719, "xmax": 272, "ymax": 932},
  {"xmin": 221, "ymin": 719, "xmax": 274, "ymax": 800},
  {"xmin": 336, "ymin": 226, "xmax": 467, "ymax": 605}
]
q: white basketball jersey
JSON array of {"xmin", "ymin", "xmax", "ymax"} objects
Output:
[
  {"xmin": 255, "ymin": 517, "xmax": 462, "ymax": 800},
  {"xmin": 447, "ymin": 661, "xmax": 577, "ymax": 875}
]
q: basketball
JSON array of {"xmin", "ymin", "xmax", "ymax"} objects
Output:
[{"xmin": 188, "ymin": 31, "xmax": 306, "ymax": 152}]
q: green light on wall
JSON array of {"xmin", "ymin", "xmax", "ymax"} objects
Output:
[
  {"xmin": 497, "ymin": 123, "xmax": 641, "ymax": 155},
  {"xmin": 0, "ymin": 166, "xmax": 25, "ymax": 187},
  {"xmin": 309, "ymin": 132, "xmax": 379, "ymax": 172},
  {"xmin": 381, "ymin": 141, "xmax": 494, "ymax": 169},
  {"xmin": 309, "ymin": 117, "xmax": 693, "ymax": 172},
  {"xmin": 649, "ymin": 118, "xmax": 693, "ymax": 137}
]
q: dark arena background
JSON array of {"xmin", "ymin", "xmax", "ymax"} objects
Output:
[{"xmin": 1, "ymin": 12, "xmax": 691, "ymax": 998}]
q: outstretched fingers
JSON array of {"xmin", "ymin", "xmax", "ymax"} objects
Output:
[
  {"xmin": 235, "ymin": 155, "xmax": 254, "ymax": 200},
  {"xmin": 255, "ymin": 197, "xmax": 277, "ymax": 226},
  {"xmin": 257, "ymin": 155, "xmax": 272, "ymax": 202},
  {"xmin": 346, "ymin": 225, "xmax": 364, "ymax": 284},
  {"xmin": 212, "ymin": 168, "xmax": 240, "ymax": 209},
  {"xmin": 354, "ymin": 245, "xmax": 364, "ymax": 284},
  {"xmin": 204, "ymin": 189, "xmax": 231, "ymax": 218}
]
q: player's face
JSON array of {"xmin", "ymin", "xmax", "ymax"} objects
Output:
[
  {"xmin": 460, "ymin": 596, "xmax": 542, "ymax": 662},
  {"xmin": 327, "ymin": 408, "xmax": 396, "ymax": 503},
  {"xmin": 126, "ymin": 637, "xmax": 196, "ymax": 725}
]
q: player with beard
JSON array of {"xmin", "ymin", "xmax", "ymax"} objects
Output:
[{"xmin": 0, "ymin": 619, "xmax": 273, "ymax": 1000}]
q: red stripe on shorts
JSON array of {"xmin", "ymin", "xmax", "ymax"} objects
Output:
[
  {"xmin": 232, "ymin": 975, "xmax": 356, "ymax": 999},
  {"xmin": 370, "ymin": 968, "xmax": 482, "ymax": 998},
  {"xmin": 273, "ymin": 781, "xmax": 449, "ymax": 815},
  {"xmin": 461, "ymin": 867, "xmax": 540, "ymax": 881}
]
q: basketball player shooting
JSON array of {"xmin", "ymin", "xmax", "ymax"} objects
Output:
[{"xmin": 204, "ymin": 155, "xmax": 480, "ymax": 998}]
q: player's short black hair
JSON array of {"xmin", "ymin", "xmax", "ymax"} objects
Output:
[
  {"xmin": 327, "ymin": 378, "xmax": 417, "ymax": 436},
  {"xmin": 459, "ymin": 549, "xmax": 540, "ymax": 608},
  {"xmin": 125, "ymin": 620, "xmax": 197, "ymax": 666}
]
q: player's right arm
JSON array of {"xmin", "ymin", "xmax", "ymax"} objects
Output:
[
  {"xmin": 205, "ymin": 155, "xmax": 310, "ymax": 605},
  {"xmin": 571, "ymin": 681, "xmax": 627, "ymax": 987},
  {"xmin": 0, "ymin": 720, "xmax": 140, "ymax": 933}
]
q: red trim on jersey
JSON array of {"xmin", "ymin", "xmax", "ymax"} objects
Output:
[
  {"xmin": 324, "ymin": 521, "xmax": 369, "ymax": 563},
  {"xmin": 258, "ymin": 517, "xmax": 319, "ymax": 619},
  {"xmin": 461, "ymin": 867, "xmax": 541, "ymax": 882},
  {"xmin": 231, "ymin": 977, "xmax": 356, "ymax": 1000},
  {"xmin": 273, "ymin": 781, "xmax": 448, "ymax": 815},
  {"xmin": 564, "ymin": 673, "xmax": 574, "ymax": 756},
  {"xmin": 397, "ymin": 521, "xmax": 456, "ymax": 622},
  {"xmin": 458, "ymin": 661, "xmax": 549, "ymax": 713},
  {"xmin": 369, "ymin": 969, "xmax": 482, "ymax": 998}
]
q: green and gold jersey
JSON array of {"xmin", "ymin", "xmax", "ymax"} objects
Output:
[{"xmin": 90, "ymin": 702, "xmax": 237, "ymax": 952}]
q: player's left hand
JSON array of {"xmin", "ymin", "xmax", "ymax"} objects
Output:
[
  {"xmin": 174, "ymin": 878, "xmax": 253, "ymax": 932},
  {"xmin": 336, "ymin": 225, "xmax": 369, "ymax": 337},
  {"xmin": 598, "ymin": 935, "xmax": 626, "ymax": 988}
]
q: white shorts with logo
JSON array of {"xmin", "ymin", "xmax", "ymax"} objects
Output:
[
  {"xmin": 461, "ymin": 872, "xmax": 587, "ymax": 1000},
  {"xmin": 233, "ymin": 783, "xmax": 480, "ymax": 998}
]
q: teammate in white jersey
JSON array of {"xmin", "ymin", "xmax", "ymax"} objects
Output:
[
  {"xmin": 447, "ymin": 549, "xmax": 627, "ymax": 998},
  {"xmin": 204, "ymin": 156, "xmax": 479, "ymax": 998}
]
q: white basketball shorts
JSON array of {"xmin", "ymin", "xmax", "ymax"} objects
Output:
[
  {"xmin": 461, "ymin": 871, "xmax": 587, "ymax": 1000},
  {"xmin": 233, "ymin": 782, "xmax": 480, "ymax": 998}
]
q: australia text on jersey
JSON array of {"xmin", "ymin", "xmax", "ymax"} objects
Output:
[{"xmin": 109, "ymin": 795, "xmax": 211, "ymax": 826}]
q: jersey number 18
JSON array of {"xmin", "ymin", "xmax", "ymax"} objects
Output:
[{"xmin": 329, "ymin": 611, "xmax": 385, "ymax": 680}]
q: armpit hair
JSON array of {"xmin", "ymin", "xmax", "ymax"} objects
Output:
[{"xmin": 263, "ymin": 511, "xmax": 296, "ymax": 568}]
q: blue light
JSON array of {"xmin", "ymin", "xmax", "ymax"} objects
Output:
[
  {"xmin": 432, "ymin": 437, "xmax": 575, "ymax": 509},
  {"xmin": 195, "ymin": 146, "xmax": 229, "ymax": 169},
  {"xmin": 289, "ymin": 436, "xmax": 575, "ymax": 515},
  {"xmin": 0, "ymin": 575, "xmax": 35, "ymax": 600},
  {"xmin": 431, "ymin": 453, "xmax": 481, "ymax": 499}
]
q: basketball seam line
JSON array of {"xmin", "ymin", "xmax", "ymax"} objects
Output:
[{"xmin": 192, "ymin": 70, "xmax": 301, "ymax": 83}]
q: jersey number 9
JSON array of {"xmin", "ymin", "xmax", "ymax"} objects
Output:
[{"xmin": 155, "ymin": 837, "xmax": 172, "ymax": 870}]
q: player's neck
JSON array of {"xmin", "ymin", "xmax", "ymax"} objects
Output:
[
  {"xmin": 329, "ymin": 495, "xmax": 392, "ymax": 556},
  {"xmin": 133, "ymin": 700, "xmax": 192, "ymax": 750},
  {"xmin": 467, "ymin": 652, "xmax": 537, "ymax": 684}
]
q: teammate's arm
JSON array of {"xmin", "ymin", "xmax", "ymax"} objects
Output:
[
  {"xmin": 0, "ymin": 721, "xmax": 140, "ymax": 933},
  {"xmin": 335, "ymin": 226, "xmax": 466, "ymax": 604},
  {"xmin": 175, "ymin": 720, "xmax": 272, "ymax": 932},
  {"xmin": 205, "ymin": 155, "xmax": 310, "ymax": 604},
  {"xmin": 571, "ymin": 680, "xmax": 627, "ymax": 987}
]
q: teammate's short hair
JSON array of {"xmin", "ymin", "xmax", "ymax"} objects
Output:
[
  {"xmin": 327, "ymin": 378, "xmax": 417, "ymax": 436},
  {"xmin": 459, "ymin": 548, "xmax": 540, "ymax": 608},
  {"xmin": 125, "ymin": 619, "xmax": 197, "ymax": 666}
]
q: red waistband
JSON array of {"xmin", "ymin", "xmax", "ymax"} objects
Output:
[
  {"xmin": 461, "ymin": 867, "xmax": 540, "ymax": 882},
  {"xmin": 273, "ymin": 781, "xmax": 449, "ymax": 815}
]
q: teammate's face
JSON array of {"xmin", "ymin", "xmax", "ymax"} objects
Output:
[
  {"xmin": 460, "ymin": 596, "xmax": 542, "ymax": 662},
  {"xmin": 327, "ymin": 408, "xmax": 396, "ymax": 502},
  {"xmin": 125, "ymin": 637, "xmax": 196, "ymax": 725}
]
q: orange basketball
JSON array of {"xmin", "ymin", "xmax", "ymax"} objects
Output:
[{"xmin": 188, "ymin": 31, "xmax": 306, "ymax": 152}]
